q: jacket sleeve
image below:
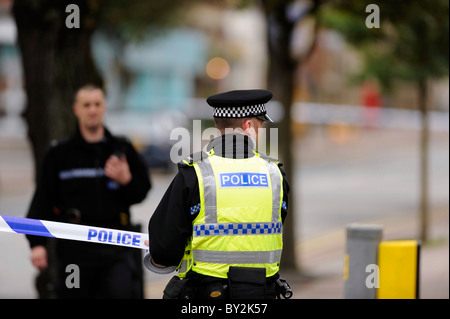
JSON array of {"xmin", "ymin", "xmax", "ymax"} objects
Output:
[
  {"xmin": 148, "ymin": 166, "xmax": 198, "ymax": 267},
  {"xmin": 119, "ymin": 143, "xmax": 152, "ymax": 205},
  {"xmin": 25, "ymin": 147, "xmax": 59, "ymax": 248},
  {"xmin": 278, "ymin": 163, "xmax": 290, "ymax": 224}
]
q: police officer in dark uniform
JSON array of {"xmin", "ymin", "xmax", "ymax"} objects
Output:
[
  {"xmin": 26, "ymin": 84, "xmax": 151, "ymax": 298},
  {"xmin": 146, "ymin": 89, "xmax": 291, "ymax": 299}
]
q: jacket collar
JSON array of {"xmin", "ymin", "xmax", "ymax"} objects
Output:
[
  {"xmin": 74, "ymin": 124, "xmax": 112, "ymax": 145},
  {"xmin": 206, "ymin": 133, "xmax": 255, "ymax": 159}
]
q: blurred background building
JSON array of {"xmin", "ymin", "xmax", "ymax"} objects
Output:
[
  {"xmin": 1, "ymin": 1, "xmax": 448, "ymax": 148},
  {"xmin": 0, "ymin": 0, "xmax": 448, "ymax": 298}
]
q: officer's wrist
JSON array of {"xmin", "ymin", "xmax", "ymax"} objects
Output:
[
  {"xmin": 151, "ymin": 258, "xmax": 167, "ymax": 269},
  {"xmin": 118, "ymin": 173, "xmax": 132, "ymax": 186}
]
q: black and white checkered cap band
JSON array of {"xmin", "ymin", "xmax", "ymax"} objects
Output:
[{"xmin": 213, "ymin": 104, "xmax": 267, "ymax": 118}]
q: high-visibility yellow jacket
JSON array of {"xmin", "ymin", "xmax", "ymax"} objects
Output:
[{"xmin": 177, "ymin": 149, "xmax": 284, "ymax": 279}]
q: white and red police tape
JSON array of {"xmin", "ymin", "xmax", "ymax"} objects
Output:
[{"xmin": 0, "ymin": 215, "xmax": 148, "ymax": 249}]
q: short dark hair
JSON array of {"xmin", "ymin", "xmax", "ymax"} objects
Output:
[
  {"xmin": 213, "ymin": 117, "xmax": 262, "ymax": 131},
  {"xmin": 74, "ymin": 84, "xmax": 103, "ymax": 102},
  {"xmin": 214, "ymin": 117, "xmax": 246, "ymax": 131}
]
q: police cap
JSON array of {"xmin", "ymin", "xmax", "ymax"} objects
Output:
[{"xmin": 206, "ymin": 89, "xmax": 274, "ymax": 122}]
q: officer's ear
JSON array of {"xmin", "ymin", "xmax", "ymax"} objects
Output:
[
  {"xmin": 72, "ymin": 102, "xmax": 79, "ymax": 117},
  {"xmin": 72, "ymin": 90, "xmax": 80, "ymax": 116},
  {"xmin": 241, "ymin": 119, "xmax": 253, "ymax": 130}
]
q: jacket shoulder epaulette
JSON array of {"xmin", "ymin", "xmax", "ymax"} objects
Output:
[
  {"xmin": 114, "ymin": 135, "xmax": 132, "ymax": 145},
  {"xmin": 48, "ymin": 135, "xmax": 73, "ymax": 150},
  {"xmin": 256, "ymin": 151, "xmax": 279, "ymax": 164},
  {"xmin": 178, "ymin": 151, "xmax": 209, "ymax": 168}
]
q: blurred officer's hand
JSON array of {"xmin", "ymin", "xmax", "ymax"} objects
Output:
[
  {"xmin": 104, "ymin": 154, "xmax": 132, "ymax": 185},
  {"xmin": 30, "ymin": 245, "xmax": 48, "ymax": 271}
]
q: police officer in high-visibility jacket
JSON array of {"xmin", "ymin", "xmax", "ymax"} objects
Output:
[{"xmin": 146, "ymin": 89, "xmax": 290, "ymax": 299}]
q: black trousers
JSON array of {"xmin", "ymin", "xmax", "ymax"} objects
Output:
[{"xmin": 54, "ymin": 242, "xmax": 142, "ymax": 299}]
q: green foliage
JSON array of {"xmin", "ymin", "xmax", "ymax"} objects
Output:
[
  {"xmin": 86, "ymin": 0, "xmax": 192, "ymax": 40},
  {"xmin": 322, "ymin": 0, "xmax": 449, "ymax": 92}
]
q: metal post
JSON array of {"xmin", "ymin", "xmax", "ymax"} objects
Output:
[{"xmin": 344, "ymin": 224, "xmax": 383, "ymax": 299}]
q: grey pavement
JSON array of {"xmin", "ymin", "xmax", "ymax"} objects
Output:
[{"xmin": 0, "ymin": 119, "xmax": 448, "ymax": 299}]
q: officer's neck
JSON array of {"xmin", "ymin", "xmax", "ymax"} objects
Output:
[
  {"xmin": 79, "ymin": 124, "xmax": 105, "ymax": 143},
  {"xmin": 207, "ymin": 133, "xmax": 255, "ymax": 159}
]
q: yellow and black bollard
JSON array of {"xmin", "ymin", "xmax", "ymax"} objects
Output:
[{"xmin": 377, "ymin": 240, "xmax": 421, "ymax": 299}]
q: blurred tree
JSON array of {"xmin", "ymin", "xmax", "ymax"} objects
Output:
[
  {"xmin": 258, "ymin": 0, "xmax": 322, "ymax": 272},
  {"xmin": 213, "ymin": 0, "xmax": 323, "ymax": 272},
  {"xmin": 12, "ymin": 0, "xmax": 188, "ymax": 179},
  {"xmin": 13, "ymin": 0, "xmax": 102, "ymax": 179},
  {"xmin": 12, "ymin": 0, "xmax": 189, "ymax": 299},
  {"xmin": 322, "ymin": 0, "xmax": 449, "ymax": 242}
]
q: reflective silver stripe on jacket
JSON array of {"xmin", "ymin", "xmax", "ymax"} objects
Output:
[
  {"xmin": 178, "ymin": 258, "xmax": 191, "ymax": 274},
  {"xmin": 196, "ymin": 156, "xmax": 282, "ymax": 224},
  {"xmin": 193, "ymin": 249, "xmax": 282, "ymax": 264},
  {"xmin": 197, "ymin": 158, "xmax": 217, "ymax": 224},
  {"xmin": 263, "ymin": 160, "xmax": 281, "ymax": 223}
]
